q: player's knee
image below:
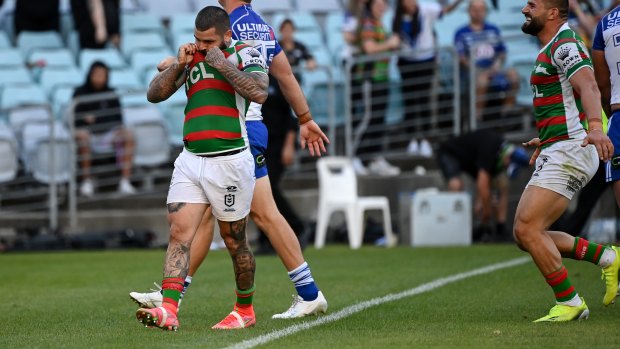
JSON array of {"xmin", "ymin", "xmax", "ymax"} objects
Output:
[{"xmin": 512, "ymin": 217, "xmax": 535, "ymax": 248}]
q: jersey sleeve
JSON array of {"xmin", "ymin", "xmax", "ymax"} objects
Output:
[
  {"xmin": 592, "ymin": 20, "xmax": 605, "ymax": 51},
  {"xmin": 551, "ymin": 37, "xmax": 592, "ymax": 79},
  {"xmin": 454, "ymin": 27, "xmax": 467, "ymax": 56},
  {"xmin": 236, "ymin": 46, "xmax": 267, "ymax": 74}
]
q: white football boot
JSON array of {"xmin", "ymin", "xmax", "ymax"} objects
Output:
[
  {"xmin": 129, "ymin": 282, "xmax": 164, "ymax": 308},
  {"xmin": 272, "ymin": 291, "xmax": 328, "ymax": 319}
]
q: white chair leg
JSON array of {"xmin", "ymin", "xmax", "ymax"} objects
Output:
[
  {"xmin": 346, "ymin": 204, "xmax": 362, "ymax": 249},
  {"xmin": 381, "ymin": 205, "xmax": 397, "ymax": 247},
  {"xmin": 314, "ymin": 204, "xmax": 331, "ymax": 249}
]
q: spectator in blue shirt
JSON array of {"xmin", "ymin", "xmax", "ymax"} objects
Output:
[{"xmin": 454, "ymin": 0, "xmax": 519, "ymax": 120}]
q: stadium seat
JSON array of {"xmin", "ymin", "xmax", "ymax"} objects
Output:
[
  {"xmin": 143, "ymin": 0, "xmax": 193, "ymax": 20},
  {"xmin": 8, "ymin": 105, "xmax": 53, "ymax": 140},
  {"xmin": 295, "ymin": 0, "xmax": 342, "ymax": 12},
  {"xmin": 21, "ymin": 121, "xmax": 72, "ymax": 183},
  {"xmin": 0, "ymin": 31, "xmax": 10, "ymax": 49},
  {"xmin": 121, "ymin": 13, "xmax": 165, "ymax": 35},
  {"xmin": 247, "ymin": 0, "xmax": 293, "ymax": 14},
  {"xmin": 121, "ymin": 32, "xmax": 168, "ymax": 58},
  {"xmin": 295, "ymin": 31, "xmax": 324, "ymax": 51},
  {"xmin": 315, "ymin": 157, "xmax": 397, "ymax": 249},
  {"xmin": 122, "ymin": 105, "xmax": 170, "ymax": 167},
  {"xmin": 121, "ymin": 93, "xmax": 150, "ymax": 107},
  {"xmin": 39, "ymin": 67, "xmax": 83, "ymax": 96},
  {"xmin": 436, "ymin": 9, "xmax": 469, "ymax": 47},
  {"xmin": 79, "ymin": 48, "xmax": 127, "ymax": 72},
  {"xmin": 109, "ymin": 69, "xmax": 142, "ymax": 91},
  {"xmin": 27, "ymin": 48, "xmax": 76, "ymax": 69},
  {"xmin": 272, "ymin": 12, "xmax": 320, "ymax": 34},
  {"xmin": 158, "ymin": 89, "xmax": 187, "ymax": 146},
  {"xmin": 0, "ymin": 66, "xmax": 33, "ymax": 90},
  {"xmin": 0, "ymin": 84, "xmax": 47, "ymax": 110},
  {"xmin": 0, "ymin": 48, "xmax": 24, "ymax": 68},
  {"xmin": 51, "ymin": 86, "xmax": 76, "ymax": 120},
  {"xmin": 16, "ymin": 31, "xmax": 64, "ymax": 57},
  {"xmin": 172, "ymin": 32, "xmax": 195, "ymax": 53},
  {"xmin": 130, "ymin": 48, "xmax": 173, "ymax": 81},
  {"xmin": 169, "ymin": 13, "xmax": 196, "ymax": 37},
  {"xmin": 0, "ymin": 122, "xmax": 19, "ymax": 183}
]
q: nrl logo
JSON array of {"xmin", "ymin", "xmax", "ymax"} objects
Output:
[{"xmin": 224, "ymin": 194, "xmax": 235, "ymax": 207}]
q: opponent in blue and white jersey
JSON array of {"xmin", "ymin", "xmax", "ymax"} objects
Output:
[
  {"xmin": 229, "ymin": 4, "xmax": 282, "ymax": 121},
  {"xmin": 592, "ymin": 4, "xmax": 620, "ymax": 183}
]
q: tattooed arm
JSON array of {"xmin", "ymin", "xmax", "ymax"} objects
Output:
[
  {"xmin": 204, "ymin": 47, "xmax": 269, "ymax": 104},
  {"xmin": 147, "ymin": 44, "xmax": 195, "ymax": 103}
]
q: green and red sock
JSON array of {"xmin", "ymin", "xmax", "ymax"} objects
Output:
[
  {"xmin": 235, "ymin": 285, "xmax": 255, "ymax": 311},
  {"xmin": 545, "ymin": 265, "xmax": 578, "ymax": 304},
  {"xmin": 572, "ymin": 237, "xmax": 611, "ymax": 265},
  {"xmin": 161, "ymin": 277, "xmax": 184, "ymax": 314}
]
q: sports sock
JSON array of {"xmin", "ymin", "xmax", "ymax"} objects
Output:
[
  {"xmin": 545, "ymin": 265, "xmax": 580, "ymax": 305},
  {"xmin": 161, "ymin": 277, "xmax": 184, "ymax": 313},
  {"xmin": 180, "ymin": 275, "xmax": 192, "ymax": 299},
  {"xmin": 235, "ymin": 285, "xmax": 255, "ymax": 311},
  {"xmin": 289, "ymin": 262, "xmax": 319, "ymax": 301},
  {"xmin": 571, "ymin": 237, "xmax": 615, "ymax": 267}
]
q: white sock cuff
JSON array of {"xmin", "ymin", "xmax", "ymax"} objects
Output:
[
  {"xmin": 288, "ymin": 261, "xmax": 308, "ymax": 276},
  {"xmin": 185, "ymin": 275, "xmax": 193, "ymax": 283}
]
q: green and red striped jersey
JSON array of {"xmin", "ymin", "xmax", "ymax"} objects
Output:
[
  {"xmin": 183, "ymin": 40, "xmax": 266, "ymax": 155},
  {"xmin": 530, "ymin": 23, "xmax": 591, "ymax": 148}
]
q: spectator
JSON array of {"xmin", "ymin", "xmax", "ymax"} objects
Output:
[
  {"xmin": 70, "ymin": 0, "xmax": 120, "ymax": 49},
  {"xmin": 454, "ymin": 0, "xmax": 520, "ymax": 121},
  {"xmin": 392, "ymin": 0, "xmax": 465, "ymax": 157},
  {"xmin": 278, "ymin": 19, "xmax": 317, "ymax": 82},
  {"xmin": 342, "ymin": 0, "xmax": 367, "ymax": 65},
  {"xmin": 14, "ymin": 0, "xmax": 60, "ymax": 35},
  {"xmin": 73, "ymin": 61, "xmax": 136, "ymax": 197},
  {"xmin": 437, "ymin": 129, "xmax": 529, "ymax": 241},
  {"xmin": 353, "ymin": 0, "xmax": 401, "ymax": 176}
]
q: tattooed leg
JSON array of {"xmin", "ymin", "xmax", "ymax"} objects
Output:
[
  {"xmin": 165, "ymin": 202, "xmax": 207, "ymax": 278},
  {"xmin": 219, "ymin": 216, "xmax": 255, "ymax": 290}
]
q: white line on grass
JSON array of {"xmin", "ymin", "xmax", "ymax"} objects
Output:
[{"xmin": 223, "ymin": 256, "xmax": 530, "ymax": 349}]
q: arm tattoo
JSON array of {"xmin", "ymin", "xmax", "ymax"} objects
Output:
[
  {"xmin": 163, "ymin": 240, "xmax": 190, "ymax": 278},
  {"xmin": 206, "ymin": 50, "xmax": 269, "ymax": 104},
  {"xmin": 221, "ymin": 218, "xmax": 255, "ymax": 291},
  {"xmin": 147, "ymin": 62, "xmax": 185, "ymax": 103},
  {"xmin": 167, "ymin": 203, "xmax": 187, "ymax": 213}
]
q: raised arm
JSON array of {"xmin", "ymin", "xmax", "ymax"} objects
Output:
[
  {"xmin": 204, "ymin": 47, "xmax": 268, "ymax": 104},
  {"xmin": 147, "ymin": 44, "xmax": 194, "ymax": 103}
]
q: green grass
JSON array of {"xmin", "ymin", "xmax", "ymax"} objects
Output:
[{"xmin": 2, "ymin": 245, "xmax": 620, "ymax": 348}]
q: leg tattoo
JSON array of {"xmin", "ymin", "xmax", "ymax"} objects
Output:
[
  {"xmin": 224, "ymin": 218, "xmax": 255, "ymax": 290},
  {"xmin": 163, "ymin": 241, "xmax": 190, "ymax": 278},
  {"xmin": 167, "ymin": 202, "xmax": 187, "ymax": 213}
]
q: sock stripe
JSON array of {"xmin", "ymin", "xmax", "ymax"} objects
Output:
[
  {"xmin": 555, "ymin": 286, "xmax": 576, "ymax": 299},
  {"xmin": 592, "ymin": 245, "xmax": 603, "ymax": 264},
  {"xmin": 545, "ymin": 265, "xmax": 578, "ymax": 303},
  {"xmin": 573, "ymin": 237, "xmax": 588, "ymax": 260}
]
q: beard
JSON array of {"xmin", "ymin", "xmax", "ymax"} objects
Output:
[{"xmin": 521, "ymin": 15, "xmax": 545, "ymax": 36}]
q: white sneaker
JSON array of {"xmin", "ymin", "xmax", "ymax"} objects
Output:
[
  {"xmin": 419, "ymin": 139, "xmax": 433, "ymax": 158},
  {"xmin": 368, "ymin": 157, "xmax": 401, "ymax": 176},
  {"xmin": 129, "ymin": 283, "xmax": 163, "ymax": 308},
  {"xmin": 272, "ymin": 291, "xmax": 328, "ymax": 319},
  {"xmin": 352, "ymin": 157, "xmax": 369, "ymax": 175},
  {"xmin": 407, "ymin": 139, "xmax": 420, "ymax": 155},
  {"xmin": 80, "ymin": 179, "xmax": 94, "ymax": 197},
  {"xmin": 118, "ymin": 178, "xmax": 137, "ymax": 195}
]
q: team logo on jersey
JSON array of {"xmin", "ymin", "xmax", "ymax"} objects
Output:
[
  {"xmin": 535, "ymin": 65, "xmax": 551, "ymax": 75},
  {"xmin": 612, "ymin": 155, "xmax": 620, "ymax": 170},
  {"xmin": 225, "ymin": 194, "xmax": 235, "ymax": 207},
  {"xmin": 255, "ymin": 153, "xmax": 266, "ymax": 168},
  {"xmin": 247, "ymin": 48, "xmax": 261, "ymax": 58},
  {"xmin": 555, "ymin": 44, "xmax": 582, "ymax": 71},
  {"xmin": 614, "ymin": 33, "xmax": 620, "ymax": 47}
]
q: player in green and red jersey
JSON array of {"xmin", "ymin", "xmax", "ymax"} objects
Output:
[
  {"xmin": 514, "ymin": 0, "xmax": 619, "ymax": 323},
  {"xmin": 135, "ymin": 6, "xmax": 269, "ymax": 331}
]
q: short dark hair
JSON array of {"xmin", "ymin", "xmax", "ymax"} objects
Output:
[
  {"xmin": 195, "ymin": 6, "xmax": 230, "ymax": 34},
  {"xmin": 280, "ymin": 19, "xmax": 295, "ymax": 31},
  {"xmin": 546, "ymin": 0, "xmax": 569, "ymax": 19}
]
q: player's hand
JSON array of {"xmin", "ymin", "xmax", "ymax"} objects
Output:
[
  {"xmin": 582, "ymin": 129, "xmax": 614, "ymax": 161},
  {"xmin": 299, "ymin": 119, "xmax": 329, "ymax": 157},
  {"xmin": 157, "ymin": 56, "xmax": 177, "ymax": 72},
  {"xmin": 522, "ymin": 137, "xmax": 541, "ymax": 165},
  {"xmin": 177, "ymin": 43, "xmax": 196, "ymax": 66},
  {"xmin": 204, "ymin": 47, "xmax": 226, "ymax": 69}
]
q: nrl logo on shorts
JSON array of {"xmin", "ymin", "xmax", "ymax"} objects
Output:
[{"xmin": 225, "ymin": 194, "xmax": 235, "ymax": 207}]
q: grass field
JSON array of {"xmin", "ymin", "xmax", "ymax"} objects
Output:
[{"xmin": 2, "ymin": 245, "xmax": 620, "ymax": 348}]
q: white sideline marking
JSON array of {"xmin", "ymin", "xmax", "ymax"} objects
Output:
[{"xmin": 223, "ymin": 256, "xmax": 530, "ymax": 349}]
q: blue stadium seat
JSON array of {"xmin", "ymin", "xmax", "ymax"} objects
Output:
[
  {"xmin": 130, "ymin": 48, "xmax": 173, "ymax": 82},
  {"xmin": 8, "ymin": 105, "xmax": 53, "ymax": 136},
  {"xmin": 28, "ymin": 48, "xmax": 76, "ymax": 69},
  {"xmin": 0, "ymin": 66, "xmax": 33, "ymax": 90},
  {"xmin": 272, "ymin": 12, "xmax": 320, "ymax": 33},
  {"xmin": 39, "ymin": 67, "xmax": 83, "ymax": 96},
  {"xmin": 122, "ymin": 105, "xmax": 170, "ymax": 166},
  {"xmin": 158, "ymin": 89, "xmax": 187, "ymax": 147},
  {"xmin": 1, "ymin": 84, "xmax": 48, "ymax": 110},
  {"xmin": 109, "ymin": 69, "xmax": 142, "ymax": 91},
  {"xmin": 295, "ymin": 0, "xmax": 342, "ymax": 13},
  {"xmin": 79, "ymin": 48, "xmax": 127, "ymax": 71},
  {"xmin": 0, "ymin": 48, "xmax": 25, "ymax": 68},
  {"xmin": 311, "ymin": 47, "xmax": 333, "ymax": 68},
  {"xmin": 295, "ymin": 31, "xmax": 324, "ymax": 50},
  {"xmin": 144, "ymin": 0, "xmax": 193, "ymax": 20},
  {"xmin": 121, "ymin": 13, "xmax": 165, "ymax": 35},
  {"xmin": 16, "ymin": 31, "xmax": 64, "ymax": 57},
  {"xmin": 0, "ymin": 122, "xmax": 19, "ymax": 183},
  {"xmin": 121, "ymin": 93, "xmax": 150, "ymax": 107},
  {"xmin": 248, "ymin": 0, "xmax": 293, "ymax": 14},
  {"xmin": 51, "ymin": 86, "xmax": 76, "ymax": 120},
  {"xmin": 121, "ymin": 32, "xmax": 168, "ymax": 58},
  {"xmin": 169, "ymin": 13, "xmax": 196, "ymax": 37},
  {"xmin": 172, "ymin": 32, "xmax": 195, "ymax": 53},
  {"xmin": 0, "ymin": 31, "xmax": 11, "ymax": 49},
  {"xmin": 21, "ymin": 121, "xmax": 72, "ymax": 183}
]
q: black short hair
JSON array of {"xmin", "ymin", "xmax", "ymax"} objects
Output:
[
  {"xmin": 195, "ymin": 6, "xmax": 230, "ymax": 34},
  {"xmin": 546, "ymin": 0, "xmax": 569, "ymax": 19},
  {"xmin": 280, "ymin": 18, "xmax": 295, "ymax": 31}
]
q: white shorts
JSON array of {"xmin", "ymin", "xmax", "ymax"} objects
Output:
[
  {"xmin": 167, "ymin": 148, "xmax": 255, "ymax": 221},
  {"xmin": 526, "ymin": 139, "xmax": 598, "ymax": 200},
  {"xmin": 90, "ymin": 128, "xmax": 119, "ymax": 154}
]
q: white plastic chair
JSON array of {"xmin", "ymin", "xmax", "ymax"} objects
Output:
[
  {"xmin": 122, "ymin": 105, "xmax": 170, "ymax": 167},
  {"xmin": 0, "ymin": 123, "xmax": 19, "ymax": 183},
  {"xmin": 315, "ymin": 157, "xmax": 397, "ymax": 249}
]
